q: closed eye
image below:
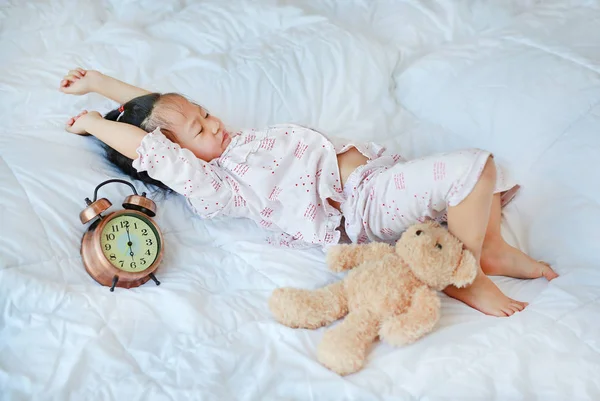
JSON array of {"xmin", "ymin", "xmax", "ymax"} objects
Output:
[
  {"xmin": 196, "ymin": 117, "xmax": 204, "ymax": 137},
  {"xmin": 196, "ymin": 109, "xmax": 209, "ymax": 135}
]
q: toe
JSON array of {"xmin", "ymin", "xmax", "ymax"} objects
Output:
[
  {"xmin": 488, "ymin": 306, "xmax": 510, "ymax": 317},
  {"xmin": 510, "ymin": 302, "xmax": 524, "ymax": 312},
  {"xmin": 509, "ymin": 298, "xmax": 527, "ymax": 309},
  {"xmin": 540, "ymin": 261, "xmax": 559, "ymax": 281},
  {"xmin": 501, "ymin": 307, "xmax": 515, "ymax": 316}
]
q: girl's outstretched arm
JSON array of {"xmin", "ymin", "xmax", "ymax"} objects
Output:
[
  {"xmin": 66, "ymin": 110, "xmax": 145, "ymax": 159},
  {"xmin": 60, "ymin": 68, "xmax": 151, "ymax": 104},
  {"xmin": 66, "ymin": 111, "xmax": 233, "ymax": 218}
]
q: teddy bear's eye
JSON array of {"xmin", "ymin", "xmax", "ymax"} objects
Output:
[
  {"xmin": 416, "ymin": 230, "xmax": 423, "ymax": 236},
  {"xmin": 435, "ymin": 243, "xmax": 443, "ymax": 250}
]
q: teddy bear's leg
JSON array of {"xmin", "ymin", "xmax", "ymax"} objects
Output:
[
  {"xmin": 379, "ymin": 287, "xmax": 441, "ymax": 347},
  {"xmin": 317, "ymin": 309, "xmax": 379, "ymax": 376},
  {"xmin": 326, "ymin": 243, "xmax": 395, "ymax": 272},
  {"xmin": 269, "ymin": 281, "xmax": 348, "ymax": 329}
]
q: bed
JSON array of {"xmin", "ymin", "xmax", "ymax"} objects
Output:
[{"xmin": 1, "ymin": 0, "xmax": 599, "ymax": 399}]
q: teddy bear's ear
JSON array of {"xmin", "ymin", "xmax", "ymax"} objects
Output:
[{"xmin": 452, "ymin": 248, "xmax": 478, "ymax": 288}]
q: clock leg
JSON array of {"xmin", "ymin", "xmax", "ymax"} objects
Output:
[
  {"xmin": 149, "ymin": 273, "xmax": 161, "ymax": 286},
  {"xmin": 110, "ymin": 276, "xmax": 119, "ymax": 292}
]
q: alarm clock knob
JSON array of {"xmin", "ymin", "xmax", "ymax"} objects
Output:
[
  {"xmin": 80, "ymin": 198, "xmax": 112, "ymax": 224},
  {"xmin": 123, "ymin": 194, "xmax": 156, "ymax": 217}
]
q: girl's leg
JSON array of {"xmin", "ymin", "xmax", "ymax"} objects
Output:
[
  {"xmin": 481, "ymin": 194, "xmax": 559, "ymax": 280},
  {"xmin": 443, "ymin": 157, "xmax": 527, "ymax": 317}
]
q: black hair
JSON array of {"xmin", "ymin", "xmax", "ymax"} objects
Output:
[{"xmin": 102, "ymin": 93, "xmax": 172, "ymax": 192}]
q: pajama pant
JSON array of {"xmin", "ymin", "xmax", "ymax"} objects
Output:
[{"xmin": 339, "ymin": 149, "xmax": 520, "ymax": 244}]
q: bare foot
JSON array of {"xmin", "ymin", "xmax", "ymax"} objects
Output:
[
  {"xmin": 481, "ymin": 240, "xmax": 559, "ymax": 281},
  {"xmin": 444, "ymin": 270, "xmax": 527, "ymax": 317}
]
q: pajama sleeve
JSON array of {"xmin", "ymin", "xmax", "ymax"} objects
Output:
[{"xmin": 132, "ymin": 128, "xmax": 232, "ymax": 218}]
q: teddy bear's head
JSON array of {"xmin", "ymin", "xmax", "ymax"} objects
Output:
[{"xmin": 394, "ymin": 221, "xmax": 477, "ymax": 291}]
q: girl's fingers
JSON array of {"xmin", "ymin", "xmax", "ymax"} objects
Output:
[
  {"xmin": 67, "ymin": 110, "xmax": 87, "ymax": 125},
  {"xmin": 69, "ymin": 69, "xmax": 83, "ymax": 78},
  {"xmin": 61, "ymin": 69, "xmax": 86, "ymax": 89},
  {"xmin": 61, "ymin": 78, "xmax": 74, "ymax": 88}
]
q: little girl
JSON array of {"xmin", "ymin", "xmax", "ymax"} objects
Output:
[{"xmin": 60, "ymin": 68, "xmax": 558, "ymax": 317}]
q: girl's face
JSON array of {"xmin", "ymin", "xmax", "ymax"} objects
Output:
[{"xmin": 157, "ymin": 95, "xmax": 231, "ymax": 161}]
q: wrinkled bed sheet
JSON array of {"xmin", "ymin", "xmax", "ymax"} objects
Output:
[{"xmin": 1, "ymin": 0, "xmax": 599, "ymax": 400}]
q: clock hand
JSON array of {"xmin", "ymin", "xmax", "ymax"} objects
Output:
[
  {"xmin": 125, "ymin": 224, "xmax": 132, "ymax": 243},
  {"xmin": 125, "ymin": 224, "xmax": 135, "ymax": 260}
]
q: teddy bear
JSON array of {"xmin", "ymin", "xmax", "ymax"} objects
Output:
[{"xmin": 268, "ymin": 221, "xmax": 478, "ymax": 375}]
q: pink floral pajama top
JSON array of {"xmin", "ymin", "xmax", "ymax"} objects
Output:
[{"xmin": 132, "ymin": 124, "xmax": 385, "ymax": 249}]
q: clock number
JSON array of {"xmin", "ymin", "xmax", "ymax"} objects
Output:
[{"xmin": 104, "ymin": 217, "xmax": 157, "ymax": 272}]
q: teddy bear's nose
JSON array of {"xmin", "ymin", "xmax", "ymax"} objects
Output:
[{"xmin": 415, "ymin": 230, "xmax": 423, "ymax": 236}]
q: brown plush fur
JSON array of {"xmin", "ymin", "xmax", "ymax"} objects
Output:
[{"xmin": 269, "ymin": 221, "xmax": 478, "ymax": 375}]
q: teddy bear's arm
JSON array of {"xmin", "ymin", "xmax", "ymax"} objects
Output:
[
  {"xmin": 326, "ymin": 242, "xmax": 395, "ymax": 272},
  {"xmin": 269, "ymin": 281, "xmax": 348, "ymax": 329},
  {"xmin": 378, "ymin": 287, "xmax": 441, "ymax": 346}
]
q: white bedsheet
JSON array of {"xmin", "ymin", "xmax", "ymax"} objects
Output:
[{"xmin": 1, "ymin": 1, "xmax": 599, "ymax": 400}]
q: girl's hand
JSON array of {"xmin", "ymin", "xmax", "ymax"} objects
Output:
[
  {"xmin": 65, "ymin": 110, "xmax": 102, "ymax": 135},
  {"xmin": 59, "ymin": 68, "xmax": 101, "ymax": 95}
]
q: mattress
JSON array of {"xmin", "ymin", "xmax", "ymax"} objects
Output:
[{"xmin": 1, "ymin": 0, "xmax": 599, "ymax": 399}]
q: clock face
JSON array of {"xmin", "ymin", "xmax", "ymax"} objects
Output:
[{"xmin": 100, "ymin": 213, "xmax": 160, "ymax": 272}]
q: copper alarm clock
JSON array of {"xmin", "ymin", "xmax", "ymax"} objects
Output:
[{"xmin": 79, "ymin": 179, "xmax": 164, "ymax": 291}]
